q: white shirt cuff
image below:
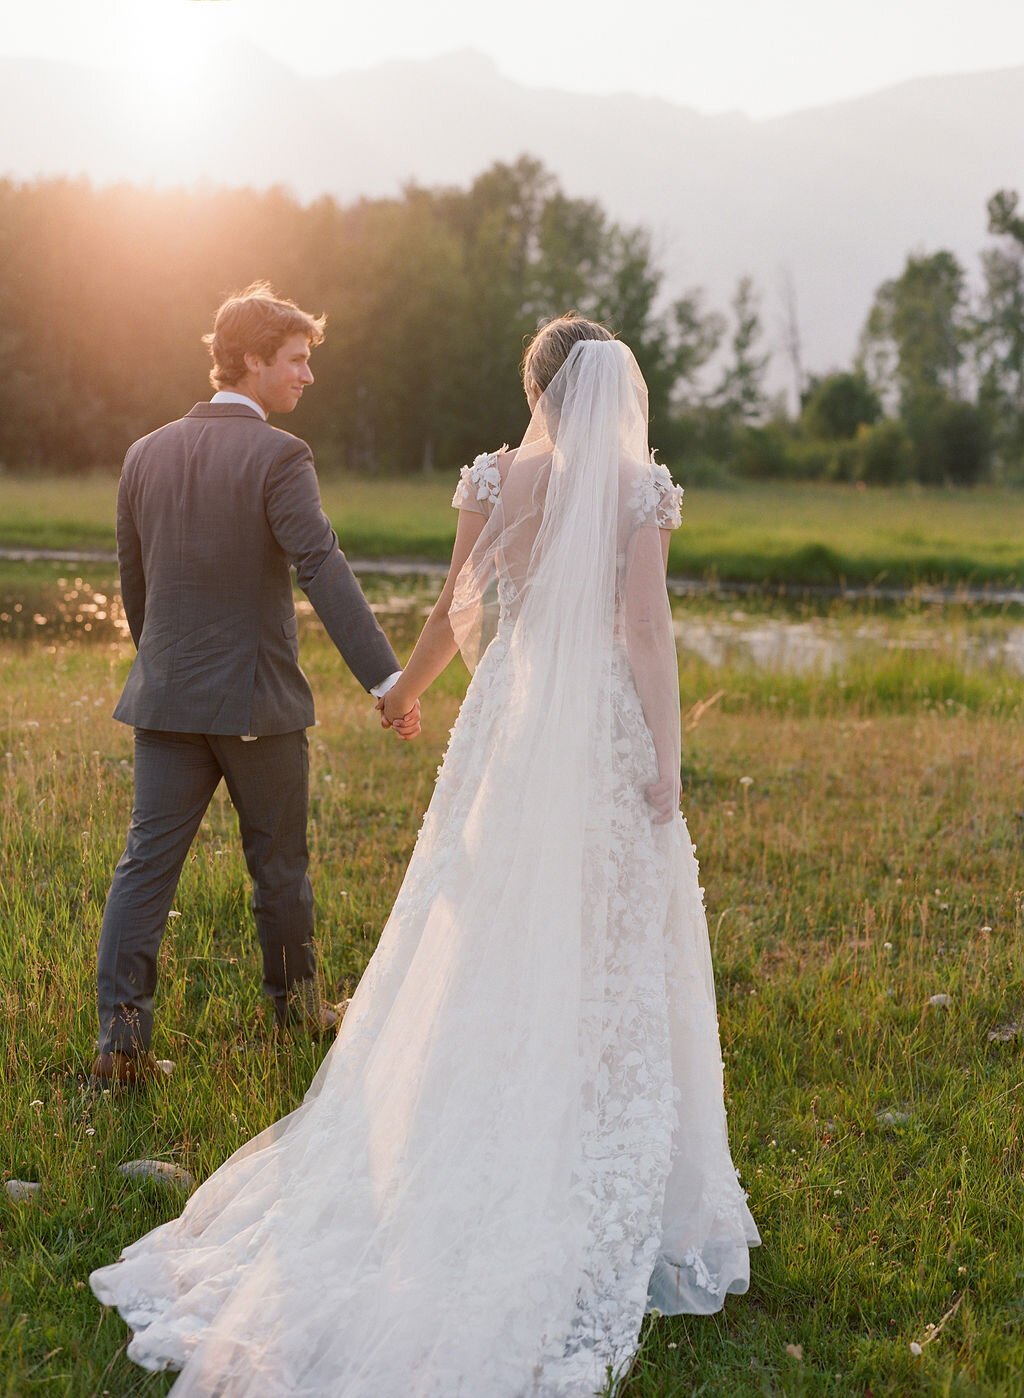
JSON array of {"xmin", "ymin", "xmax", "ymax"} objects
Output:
[{"xmin": 370, "ymin": 670, "xmax": 403, "ymax": 698}]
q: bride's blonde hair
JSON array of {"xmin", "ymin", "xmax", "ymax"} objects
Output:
[{"xmin": 522, "ymin": 312, "xmax": 615, "ymax": 395}]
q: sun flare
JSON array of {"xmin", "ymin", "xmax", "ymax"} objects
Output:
[{"xmin": 118, "ymin": 0, "xmax": 226, "ymax": 95}]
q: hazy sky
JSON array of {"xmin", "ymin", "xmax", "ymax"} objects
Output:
[{"xmin": 4, "ymin": 0, "xmax": 1024, "ymax": 118}]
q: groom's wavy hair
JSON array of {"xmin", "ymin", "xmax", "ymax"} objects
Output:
[
  {"xmin": 202, "ymin": 282, "xmax": 327, "ymax": 390},
  {"xmin": 522, "ymin": 311, "xmax": 615, "ymax": 395}
]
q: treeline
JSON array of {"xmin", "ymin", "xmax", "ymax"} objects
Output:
[
  {"xmin": 0, "ymin": 160, "xmax": 1022, "ymax": 483},
  {"xmin": 759, "ymin": 190, "xmax": 1024, "ymax": 487},
  {"xmin": 0, "ymin": 159, "xmax": 735, "ymax": 475}
]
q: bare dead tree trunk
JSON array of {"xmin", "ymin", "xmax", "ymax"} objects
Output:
[{"xmin": 778, "ymin": 266, "xmax": 804, "ymax": 416}]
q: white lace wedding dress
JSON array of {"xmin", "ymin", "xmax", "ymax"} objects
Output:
[{"xmin": 91, "ymin": 342, "xmax": 759, "ymax": 1396}]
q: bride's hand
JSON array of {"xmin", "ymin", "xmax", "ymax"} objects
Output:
[
  {"xmin": 644, "ymin": 776, "xmax": 679, "ymax": 824},
  {"xmin": 380, "ymin": 688, "xmax": 422, "ymax": 740},
  {"xmin": 391, "ymin": 699, "xmax": 421, "ymax": 740}
]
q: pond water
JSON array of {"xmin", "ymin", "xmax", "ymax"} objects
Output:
[
  {"xmin": 3, "ymin": 568, "xmax": 1024, "ymax": 678},
  {"xmin": 673, "ymin": 611, "xmax": 1024, "ymax": 676},
  {"xmin": 0, "ymin": 576, "xmax": 131, "ymax": 642},
  {"xmin": 0, "ymin": 572, "xmax": 437, "ymax": 646}
]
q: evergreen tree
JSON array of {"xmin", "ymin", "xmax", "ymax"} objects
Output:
[{"xmin": 711, "ymin": 276, "xmax": 770, "ymax": 422}]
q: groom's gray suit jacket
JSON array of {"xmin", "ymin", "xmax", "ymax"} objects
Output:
[{"xmin": 113, "ymin": 402, "xmax": 398, "ymax": 735}]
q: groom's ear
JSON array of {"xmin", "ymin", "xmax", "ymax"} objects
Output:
[{"xmin": 243, "ymin": 350, "xmax": 265, "ymax": 375}]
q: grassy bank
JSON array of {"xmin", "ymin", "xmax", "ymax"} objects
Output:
[
  {"xmin": 3, "ymin": 474, "xmax": 1024, "ymax": 589},
  {"xmin": 2, "ymin": 617, "xmax": 1023, "ymax": 1394}
]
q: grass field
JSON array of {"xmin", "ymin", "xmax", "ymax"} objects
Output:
[
  {"xmin": 4, "ymin": 473, "xmax": 1024, "ymax": 589},
  {"xmin": 2, "ymin": 594, "xmax": 1024, "ymax": 1395}
]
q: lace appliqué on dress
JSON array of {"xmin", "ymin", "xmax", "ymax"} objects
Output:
[
  {"xmin": 632, "ymin": 450, "xmax": 683, "ymax": 530},
  {"xmin": 452, "ymin": 447, "xmax": 508, "ymax": 511}
]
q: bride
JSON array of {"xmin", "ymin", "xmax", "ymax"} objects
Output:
[{"xmin": 90, "ymin": 314, "xmax": 759, "ymax": 1396}]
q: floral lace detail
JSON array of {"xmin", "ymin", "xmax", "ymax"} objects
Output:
[
  {"xmin": 632, "ymin": 450, "xmax": 684, "ymax": 530},
  {"xmin": 452, "ymin": 446, "xmax": 508, "ymax": 512},
  {"xmin": 681, "ymin": 1249, "xmax": 720, "ymax": 1296},
  {"xmin": 554, "ymin": 644, "xmax": 679, "ymax": 1383}
]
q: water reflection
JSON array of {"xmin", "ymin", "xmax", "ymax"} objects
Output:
[
  {"xmin": 0, "ymin": 577, "xmax": 131, "ymax": 642},
  {"xmin": 0, "ymin": 574, "xmax": 433, "ymax": 647},
  {"xmin": 674, "ymin": 610, "xmax": 1024, "ymax": 677},
  {"xmin": 5, "ymin": 572, "xmax": 1024, "ymax": 679}
]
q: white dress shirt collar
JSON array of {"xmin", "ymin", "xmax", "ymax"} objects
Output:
[{"xmin": 210, "ymin": 390, "xmax": 267, "ymax": 420}]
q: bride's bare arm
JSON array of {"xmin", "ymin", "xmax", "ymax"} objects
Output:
[
  {"xmin": 382, "ymin": 509, "xmax": 487, "ymax": 721},
  {"xmin": 624, "ymin": 526, "xmax": 678, "ymax": 822}
]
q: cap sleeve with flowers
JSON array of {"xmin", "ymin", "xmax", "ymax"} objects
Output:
[
  {"xmin": 452, "ymin": 446, "xmax": 509, "ymax": 516},
  {"xmin": 633, "ymin": 450, "xmax": 684, "ymax": 529}
]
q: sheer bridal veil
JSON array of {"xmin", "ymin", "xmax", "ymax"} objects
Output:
[{"xmin": 449, "ymin": 336, "xmax": 681, "ymax": 800}]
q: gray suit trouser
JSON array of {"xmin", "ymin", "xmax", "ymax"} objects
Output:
[{"xmin": 97, "ymin": 727, "xmax": 316, "ymax": 1054}]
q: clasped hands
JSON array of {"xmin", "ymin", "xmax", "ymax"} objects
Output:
[{"xmin": 375, "ymin": 685, "xmax": 421, "ymax": 741}]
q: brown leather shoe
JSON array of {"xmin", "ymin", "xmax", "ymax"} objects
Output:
[
  {"xmin": 280, "ymin": 979, "xmax": 348, "ymax": 1039},
  {"xmin": 88, "ymin": 1050, "xmax": 174, "ymax": 1091}
]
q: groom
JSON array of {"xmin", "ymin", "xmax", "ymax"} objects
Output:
[{"xmin": 91, "ymin": 283, "xmax": 419, "ymax": 1088}]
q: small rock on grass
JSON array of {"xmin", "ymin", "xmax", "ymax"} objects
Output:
[
  {"xmin": 118, "ymin": 1160, "xmax": 194, "ymax": 1192},
  {"xmin": 927, "ymin": 994, "xmax": 953, "ymax": 1009},
  {"xmin": 6, "ymin": 1179, "xmax": 42, "ymax": 1202},
  {"xmin": 875, "ymin": 1109, "xmax": 912, "ymax": 1127},
  {"xmin": 987, "ymin": 1021, "xmax": 1021, "ymax": 1043}
]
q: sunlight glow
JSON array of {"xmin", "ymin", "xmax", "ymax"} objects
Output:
[{"xmin": 118, "ymin": 0, "xmax": 218, "ymax": 95}]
